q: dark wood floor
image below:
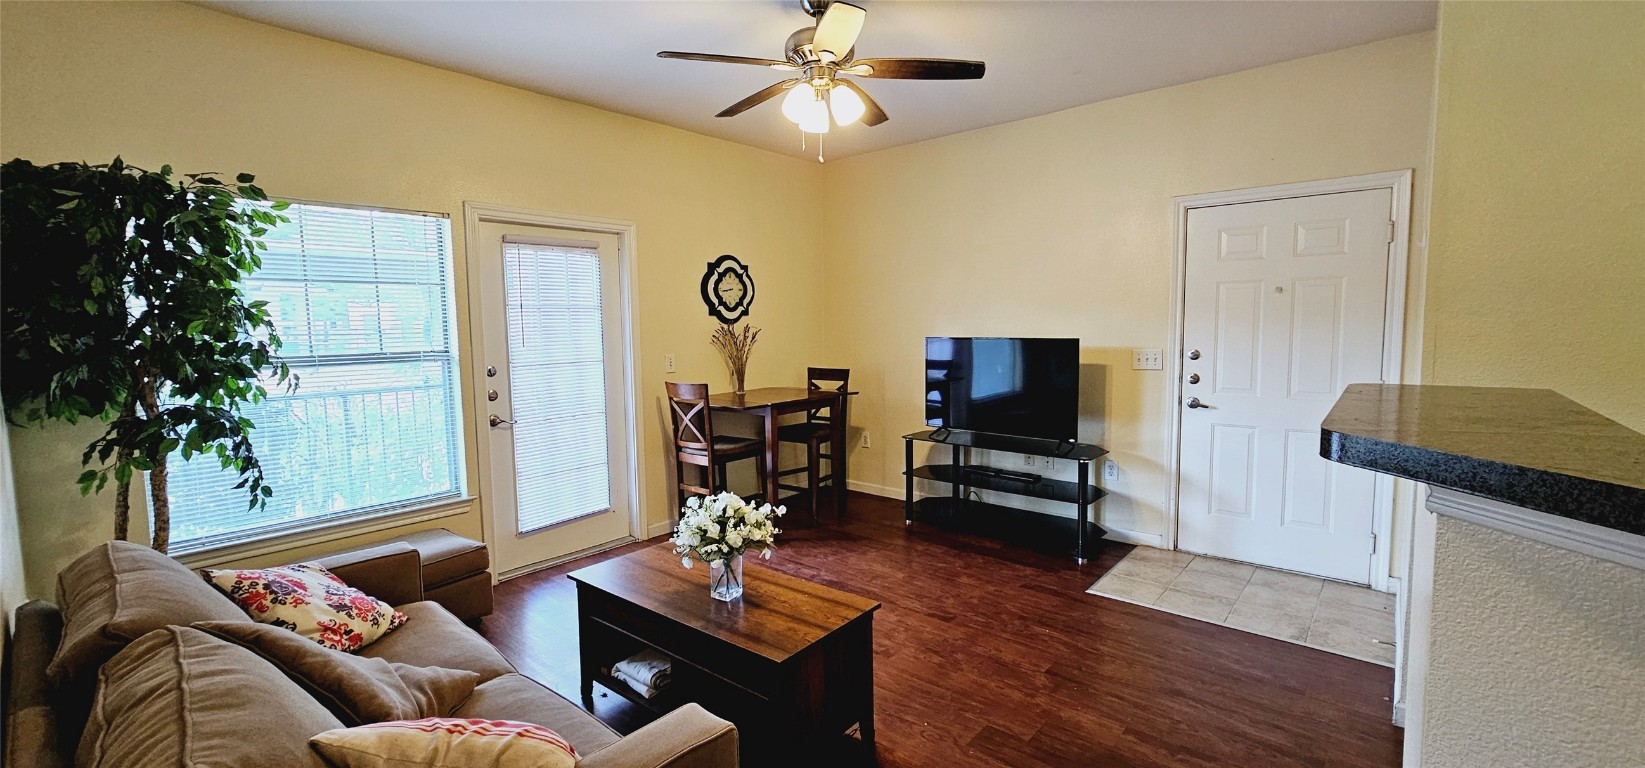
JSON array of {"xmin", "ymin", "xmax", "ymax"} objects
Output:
[{"xmin": 481, "ymin": 492, "xmax": 1401, "ymax": 768}]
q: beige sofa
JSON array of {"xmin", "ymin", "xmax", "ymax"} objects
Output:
[{"xmin": 4, "ymin": 540, "xmax": 738, "ymax": 768}]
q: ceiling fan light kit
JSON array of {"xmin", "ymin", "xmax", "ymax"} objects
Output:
[{"xmin": 658, "ymin": 0, "xmax": 985, "ymax": 161}]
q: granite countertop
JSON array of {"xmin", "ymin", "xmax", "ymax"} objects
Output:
[{"xmin": 1321, "ymin": 384, "xmax": 1645, "ymax": 535}]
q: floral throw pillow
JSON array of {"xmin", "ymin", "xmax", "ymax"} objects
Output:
[
  {"xmin": 309, "ymin": 718, "xmax": 577, "ymax": 768},
  {"xmin": 203, "ymin": 563, "xmax": 407, "ymax": 652}
]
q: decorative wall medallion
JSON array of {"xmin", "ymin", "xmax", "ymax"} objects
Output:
[{"xmin": 701, "ymin": 254, "xmax": 755, "ymax": 324}]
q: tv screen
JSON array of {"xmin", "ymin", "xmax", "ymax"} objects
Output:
[{"xmin": 925, "ymin": 337, "xmax": 1079, "ymax": 442}]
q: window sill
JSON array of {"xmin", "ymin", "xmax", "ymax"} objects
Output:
[{"xmin": 175, "ymin": 496, "xmax": 476, "ymax": 569}]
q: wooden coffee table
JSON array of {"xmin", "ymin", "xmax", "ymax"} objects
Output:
[{"xmin": 568, "ymin": 543, "xmax": 880, "ymax": 765}]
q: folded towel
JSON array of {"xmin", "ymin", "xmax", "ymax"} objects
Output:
[
  {"xmin": 612, "ymin": 667, "xmax": 660, "ymax": 700},
  {"xmin": 612, "ymin": 649, "xmax": 672, "ymax": 690}
]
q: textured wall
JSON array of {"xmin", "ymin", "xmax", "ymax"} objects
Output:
[
  {"xmin": 1422, "ymin": 1, "xmax": 1645, "ymax": 431},
  {"xmin": 818, "ymin": 33, "xmax": 1436, "ymax": 550},
  {"xmin": 0, "ymin": 1, "xmax": 826, "ymax": 597},
  {"xmin": 1424, "ymin": 515, "xmax": 1645, "ymax": 766},
  {"xmin": 1414, "ymin": 3, "xmax": 1645, "ymax": 762}
]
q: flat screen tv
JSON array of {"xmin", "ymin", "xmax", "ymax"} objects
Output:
[{"xmin": 925, "ymin": 337, "xmax": 1079, "ymax": 442}]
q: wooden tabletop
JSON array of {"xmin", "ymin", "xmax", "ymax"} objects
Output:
[
  {"xmin": 708, "ymin": 386, "xmax": 858, "ymax": 410},
  {"xmin": 567, "ymin": 543, "xmax": 880, "ymax": 664}
]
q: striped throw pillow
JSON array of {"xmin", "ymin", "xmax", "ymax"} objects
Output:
[{"xmin": 309, "ymin": 718, "xmax": 577, "ymax": 768}]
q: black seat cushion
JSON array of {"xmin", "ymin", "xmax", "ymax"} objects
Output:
[
  {"xmin": 680, "ymin": 435, "xmax": 762, "ymax": 457},
  {"xmin": 777, "ymin": 422, "xmax": 833, "ymax": 443}
]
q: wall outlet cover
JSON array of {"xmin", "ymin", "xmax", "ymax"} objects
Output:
[
  {"xmin": 664, "ymin": 353, "xmax": 676, "ymax": 373},
  {"xmin": 859, "ymin": 431, "xmax": 871, "ymax": 449},
  {"xmin": 1104, "ymin": 460, "xmax": 1118, "ymax": 481},
  {"xmin": 1132, "ymin": 349, "xmax": 1163, "ymax": 370}
]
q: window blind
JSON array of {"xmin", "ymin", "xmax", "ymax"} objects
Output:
[
  {"xmin": 502, "ymin": 239, "xmax": 612, "ymax": 534},
  {"xmin": 166, "ymin": 203, "xmax": 463, "ymax": 552}
]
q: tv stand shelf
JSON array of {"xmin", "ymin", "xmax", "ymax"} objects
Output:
[{"xmin": 903, "ymin": 430, "xmax": 1109, "ymax": 563}]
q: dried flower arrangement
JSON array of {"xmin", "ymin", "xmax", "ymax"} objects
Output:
[{"xmin": 710, "ymin": 322, "xmax": 760, "ymax": 394}]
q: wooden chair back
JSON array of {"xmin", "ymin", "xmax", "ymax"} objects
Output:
[
  {"xmin": 806, "ymin": 367, "xmax": 850, "ymax": 423},
  {"xmin": 666, "ymin": 381, "xmax": 716, "ymax": 459}
]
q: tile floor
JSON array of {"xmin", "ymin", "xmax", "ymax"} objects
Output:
[{"xmin": 1088, "ymin": 546, "xmax": 1397, "ymax": 666}]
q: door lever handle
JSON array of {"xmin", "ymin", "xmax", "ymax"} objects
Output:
[
  {"xmin": 489, "ymin": 414, "xmax": 518, "ymax": 427},
  {"xmin": 1185, "ymin": 397, "xmax": 1212, "ymax": 409}
]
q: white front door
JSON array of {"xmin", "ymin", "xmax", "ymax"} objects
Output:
[
  {"xmin": 1177, "ymin": 189, "xmax": 1392, "ymax": 583},
  {"xmin": 473, "ymin": 220, "xmax": 633, "ymax": 575}
]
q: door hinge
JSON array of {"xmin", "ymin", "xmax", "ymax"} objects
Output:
[{"xmin": 1370, "ymin": 532, "xmax": 1378, "ymax": 554}]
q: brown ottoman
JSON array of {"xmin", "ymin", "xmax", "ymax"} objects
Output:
[{"xmin": 398, "ymin": 529, "xmax": 493, "ymax": 623}]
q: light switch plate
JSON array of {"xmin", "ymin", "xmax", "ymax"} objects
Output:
[{"xmin": 1132, "ymin": 349, "xmax": 1163, "ymax": 370}]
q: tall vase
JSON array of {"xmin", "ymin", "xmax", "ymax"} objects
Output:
[
  {"xmin": 708, "ymin": 554, "xmax": 744, "ymax": 601},
  {"xmin": 733, "ymin": 369, "xmax": 747, "ymax": 395}
]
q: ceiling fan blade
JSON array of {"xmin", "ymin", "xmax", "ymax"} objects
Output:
[
  {"xmin": 835, "ymin": 79, "xmax": 888, "ymax": 126},
  {"xmin": 658, "ymin": 51, "xmax": 798, "ymax": 70},
  {"xmin": 812, "ymin": 2, "xmax": 866, "ymax": 62},
  {"xmin": 847, "ymin": 58, "xmax": 986, "ymax": 80},
  {"xmin": 716, "ymin": 79, "xmax": 800, "ymax": 118}
]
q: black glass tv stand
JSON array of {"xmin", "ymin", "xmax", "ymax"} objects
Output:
[{"xmin": 903, "ymin": 429, "xmax": 1109, "ymax": 563}]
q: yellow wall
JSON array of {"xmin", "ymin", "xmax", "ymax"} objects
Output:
[
  {"xmin": 1422, "ymin": 1, "xmax": 1645, "ymax": 430},
  {"xmin": 818, "ymin": 33, "xmax": 1437, "ymax": 543},
  {"xmin": 0, "ymin": 1, "xmax": 826, "ymax": 597},
  {"xmin": 1413, "ymin": 3, "xmax": 1644, "ymax": 764}
]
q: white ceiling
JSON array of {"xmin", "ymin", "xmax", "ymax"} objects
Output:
[{"xmin": 200, "ymin": 0, "xmax": 1436, "ymax": 161}]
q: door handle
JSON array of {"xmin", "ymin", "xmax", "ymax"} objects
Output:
[
  {"xmin": 1185, "ymin": 397, "xmax": 1212, "ymax": 409},
  {"xmin": 489, "ymin": 414, "xmax": 518, "ymax": 427}
]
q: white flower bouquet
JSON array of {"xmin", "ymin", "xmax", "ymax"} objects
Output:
[{"xmin": 670, "ymin": 492, "xmax": 786, "ymax": 600}]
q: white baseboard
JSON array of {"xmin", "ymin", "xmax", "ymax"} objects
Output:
[
  {"xmin": 1101, "ymin": 527, "xmax": 1167, "ymax": 548},
  {"xmin": 846, "ymin": 479, "xmax": 904, "ymax": 499},
  {"xmin": 645, "ymin": 520, "xmax": 673, "ymax": 539}
]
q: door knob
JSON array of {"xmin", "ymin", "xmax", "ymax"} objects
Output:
[
  {"xmin": 489, "ymin": 414, "xmax": 517, "ymax": 427},
  {"xmin": 1185, "ymin": 397, "xmax": 1211, "ymax": 409}
]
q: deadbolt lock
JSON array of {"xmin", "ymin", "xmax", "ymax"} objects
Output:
[
  {"xmin": 1187, "ymin": 349, "xmax": 1201, "ymax": 360},
  {"xmin": 1187, "ymin": 373, "xmax": 1200, "ymax": 384},
  {"xmin": 487, "ymin": 389, "xmax": 499, "ymax": 402},
  {"xmin": 485, "ymin": 365, "xmax": 498, "ymax": 377}
]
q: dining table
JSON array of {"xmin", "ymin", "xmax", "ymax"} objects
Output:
[{"xmin": 708, "ymin": 386, "xmax": 857, "ymax": 518}]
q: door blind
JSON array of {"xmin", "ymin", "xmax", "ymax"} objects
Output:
[
  {"xmin": 166, "ymin": 203, "xmax": 464, "ymax": 552},
  {"xmin": 502, "ymin": 239, "xmax": 612, "ymax": 534}
]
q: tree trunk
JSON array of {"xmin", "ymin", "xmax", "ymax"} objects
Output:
[
  {"xmin": 136, "ymin": 374, "xmax": 170, "ymax": 553},
  {"xmin": 112, "ymin": 397, "xmax": 137, "ymax": 542},
  {"xmin": 148, "ymin": 452, "xmax": 170, "ymax": 554}
]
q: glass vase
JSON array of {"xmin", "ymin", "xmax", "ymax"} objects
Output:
[{"xmin": 708, "ymin": 554, "xmax": 744, "ymax": 601}]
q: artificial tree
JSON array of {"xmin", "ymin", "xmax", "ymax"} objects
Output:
[{"xmin": 1, "ymin": 158, "xmax": 294, "ymax": 552}]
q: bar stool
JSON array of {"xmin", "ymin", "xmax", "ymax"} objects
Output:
[
  {"xmin": 775, "ymin": 367, "xmax": 850, "ymax": 520},
  {"xmin": 665, "ymin": 381, "xmax": 767, "ymax": 512}
]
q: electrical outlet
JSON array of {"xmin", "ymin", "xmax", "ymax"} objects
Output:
[
  {"xmin": 859, "ymin": 431, "xmax": 870, "ymax": 449},
  {"xmin": 1132, "ymin": 349, "xmax": 1163, "ymax": 370},
  {"xmin": 1043, "ymin": 457, "xmax": 1055, "ymax": 471},
  {"xmin": 1023, "ymin": 454, "xmax": 1036, "ymax": 467},
  {"xmin": 1104, "ymin": 460, "xmax": 1118, "ymax": 481},
  {"xmin": 664, "ymin": 353, "xmax": 676, "ymax": 373}
]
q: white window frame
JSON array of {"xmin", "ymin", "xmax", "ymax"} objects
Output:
[{"xmin": 164, "ymin": 199, "xmax": 471, "ymax": 564}]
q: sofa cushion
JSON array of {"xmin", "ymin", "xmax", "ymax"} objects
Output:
[
  {"xmin": 194, "ymin": 621, "xmax": 480, "ymax": 726},
  {"xmin": 357, "ymin": 601, "xmax": 515, "ymax": 682},
  {"xmin": 48, "ymin": 540, "xmax": 248, "ymax": 691},
  {"xmin": 76, "ymin": 626, "xmax": 343, "ymax": 768},
  {"xmin": 203, "ymin": 562, "xmax": 408, "ymax": 651},
  {"xmin": 310, "ymin": 718, "xmax": 576, "ymax": 768},
  {"xmin": 453, "ymin": 673, "xmax": 620, "ymax": 757}
]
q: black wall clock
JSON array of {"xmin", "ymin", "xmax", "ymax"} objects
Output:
[{"xmin": 700, "ymin": 254, "xmax": 755, "ymax": 324}]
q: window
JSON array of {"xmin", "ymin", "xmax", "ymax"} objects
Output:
[{"xmin": 166, "ymin": 202, "xmax": 464, "ymax": 553}]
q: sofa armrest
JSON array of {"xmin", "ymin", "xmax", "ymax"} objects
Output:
[
  {"xmin": 6, "ymin": 600, "xmax": 70, "ymax": 768},
  {"xmin": 576, "ymin": 704, "xmax": 737, "ymax": 768},
  {"xmin": 312, "ymin": 542, "xmax": 424, "ymax": 607}
]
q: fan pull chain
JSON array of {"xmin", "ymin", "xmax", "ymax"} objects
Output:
[{"xmin": 817, "ymin": 132, "xmax": 825, "ymax": 163}]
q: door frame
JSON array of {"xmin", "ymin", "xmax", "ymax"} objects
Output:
[
  {"xmin": 461, "ymin": 201, "xmax": 645, "ymax": 578},
  {"xmin": 1163, "ymin": 170, "xmax": 1413, "ymax": 592}
]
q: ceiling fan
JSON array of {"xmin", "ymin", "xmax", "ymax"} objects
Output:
[{"xmin": 657, "ymin": 0, "xmax": 985, "ymax": 137}]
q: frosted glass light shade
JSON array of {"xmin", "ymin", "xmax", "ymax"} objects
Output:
[
  {"xmin": 830, "ymin": 84, "xmax": 865, "ymax": 125},
  {"xmin": 780, "ymin": 84, "xmax": 815, "ymax": 124}
]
